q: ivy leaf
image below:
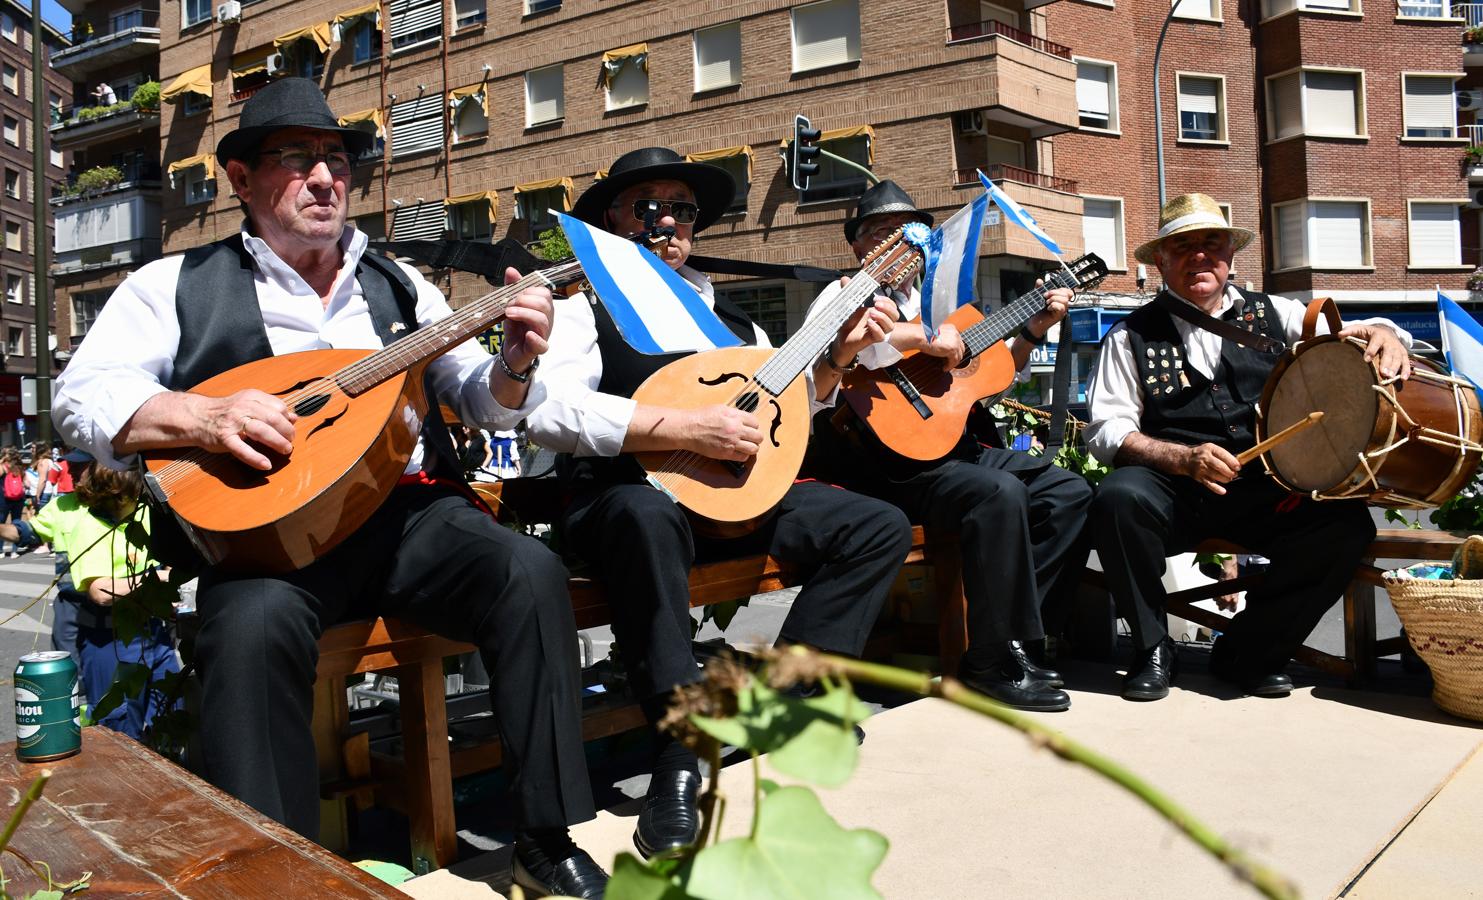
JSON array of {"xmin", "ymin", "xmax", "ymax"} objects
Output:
[
  {"xmin": 92, "ymin": 661, "xmax": 151, "ymax": 721},
  {"xmin": 701, "ymin": 598, "xmax": 748, "ymax": 633},
  {"xmin": 691, "ymin": 680, "xmax": 870, "ymax": 787},
  {"xmin": 684, "ymin": 786, "xmax": 887, "ymax": 900},
  {"xmin": 604, "ymin": 852, "xmax": 688, "ymax": 900},
  {"xmin": 110, "ymin": 596, "xmax": 147, "ymax": 646},
  {"xmin": 24, "ymin": 891, "xmax": 65, "ymax": 900}
]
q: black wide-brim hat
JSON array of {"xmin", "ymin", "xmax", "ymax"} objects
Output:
[
  {"xmin": 843, "ymin": 180, "xmax": 934, "ymax": 243},
  {"xmin": 215, "ymin": 77, "xmax": 374, "ymax": 164},
  {"xmin": 572, "ymin": 147, "xmax": 736, "ymax": 234}
]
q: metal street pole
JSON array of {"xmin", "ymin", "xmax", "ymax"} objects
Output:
[
  {"xmin": 1153, "ymin": 2, "xmax": 1180, "ymax": 209},
  {"xmin": 28, "ymin": 0, "xmax": 52, "ymax": 448}
]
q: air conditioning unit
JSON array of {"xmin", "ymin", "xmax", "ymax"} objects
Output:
[
  {"xmin": 1460, "ymin": 89, "xmax": 1483, "ymax": 113},
  {"xmin": 215, "ymin": 0, "xmax": 240, "ymax": 24},
  {"xmin": 265, "ymin": 52, "xmax": 286, "ymax": 75},
  {"xmin": 955, "ymin": 110, "xmax": 987, "ymax": 136},
  {"xmin": 1468, "ymin": 187, "xmax": 1483, "ymax": 210}
]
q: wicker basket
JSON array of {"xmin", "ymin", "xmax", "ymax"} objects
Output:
[{"xmin": 1384, "ymin": 575, "xmax": 1483, "ymax": 722}]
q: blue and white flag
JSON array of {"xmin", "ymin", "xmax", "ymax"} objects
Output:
[
  {"xmin": 1439, "ymin": 289, "xmax": 1483, "ymax": 404},
  {"xmin": 978, "ymin": 169, "xmax": 1062, "ymax": 256},
  {"xmin": 919, "ymin": 192, "xmax": 989, "ymax": 339},
  {"xmin": 558, "ymin": 212, "xmax": 744, "ymax": 355}
]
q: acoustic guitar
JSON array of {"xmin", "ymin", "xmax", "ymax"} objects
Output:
[
  {"xmin": 836, "ymin": 252, "xmax": 1108, "ymax": 461},
  {"xmin": 630, "ymin": 224, "xmax": 932, "ymax": 535},
  {"xmin": 142, "ymin": 258, "xmax": 585, "ymax": 573}
]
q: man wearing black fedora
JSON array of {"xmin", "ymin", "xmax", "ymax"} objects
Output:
[
  {"xmin": 524, "ymin": 147, "xmax": 913, "ymax": 859},
  {"xmin": 803, "ymin": 179, "xmax": 1092, "ymax": 711},
  {"xmin": 53, "ymin": 78, "xmax": 608, "ymax": 897}
]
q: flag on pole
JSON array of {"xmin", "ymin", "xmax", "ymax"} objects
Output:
[
  {"xmin": 1439, "ymin": 288, "xmax": 1483, "ymax": 404},
  {"xmin": 918, "ymin": 192, "xmax": 989, "ymax": 339},
  {"xmin": 978, "ymin": 169, "xmax": 1063, "ymax": 256},
  {"xmin": 558, "ymin": 212, "xmax": 744, "ymax": 355}
]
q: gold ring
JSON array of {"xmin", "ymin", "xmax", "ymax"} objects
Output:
[{"xmin": 240, "ymin": 415, "xmax": 254, "ymax": 435}]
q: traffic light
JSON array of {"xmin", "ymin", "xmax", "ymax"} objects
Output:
[{"xmin": 791, "ymin": 114, "xmax": 822, "ymax": 191}]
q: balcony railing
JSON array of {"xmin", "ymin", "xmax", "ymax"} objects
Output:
[
  {"xmin": 1463, "ymin": 124, "xmax": 1483, "ymax": 144},
  {"xmin": 1456, "ymin": 2, "xmax": 1483, "ymax": 26},
  {"xmin": 955, "ymin": 164, "xmax": 1078, "ymax": 195},
  {"xmin": 68, "ymin": 9, "xmax": 160, "ymax": 45},
  {"xmin": 946, "ymin": 19, "xmax": 1072, "ymax": 59}
]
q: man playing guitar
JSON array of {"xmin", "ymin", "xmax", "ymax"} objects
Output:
[{"xmin": 805, "ymin": 180, "xmax": 1092, "ymax": 711}]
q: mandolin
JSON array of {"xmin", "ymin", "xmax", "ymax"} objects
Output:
[
  {"xmin": 630, "ymin": 224, "xmax": 932, "ymax": 535},
  {"xmin": 836, "ymin": 252, "xmax": 1107, "ymax": 461},
  {"xmin": 142, "ymin": 258, "xmax": 586, "ymax": 573}
]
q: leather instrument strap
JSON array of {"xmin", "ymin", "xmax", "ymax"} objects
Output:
[
  {"xmin": 1300, "ymin": 296, "xmax": 1343, "ymax": 341},
  {"xmin": 1152, "ymin": 291, "xmax": 1284, "ymax": 354}
]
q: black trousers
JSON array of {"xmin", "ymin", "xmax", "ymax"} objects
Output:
[
  {"xmin": 1090, "ymin": 465, "xmax": 1375, "ymax": 675},
  {"xmin": 562, "ymin": 480, "xmax": 913, "ymax": 707},
  {"xmin": 194, "ymin": 483, "xmax": 595, "ymax": 839},
  {"xmin": 854, "ymin": 447, "xmax": 1094, "ymax": 651}
]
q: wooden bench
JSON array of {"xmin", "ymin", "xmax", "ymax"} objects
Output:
[{"xmin": 311, "ymin": 478, "xmax": 960, "ymax": 873}]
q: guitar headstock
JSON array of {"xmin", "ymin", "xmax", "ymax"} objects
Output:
[
  {"xmin": 1050, "ymin": 253, "xmax": 1110, "ymax": 293},
  {"xmin": 859, "ymin": 222, "xmax": 930, "ymax": 292}
]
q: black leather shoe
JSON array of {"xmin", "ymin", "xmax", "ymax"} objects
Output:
[
  {"xmin": 512, "ymin": 838, "xmax": 608, "ymax": 899},
  {"xmin": 1123, "ymin": 638, "xmax": 1178, "ymax": 701},
  {"xmin": 1210, "ymin": 642, "xmax": 1293, "ymax": 697},
  {"xmin": 1010, "ymin": 640, "xmax": 1063, "ymax": 688},
  {"xmin": 959, "ymin": 647, "xmax": 1071, "ymax": 712},
  {"xmin": 633, "ymin": 769, "xmax": 702, "ymax": 859}
]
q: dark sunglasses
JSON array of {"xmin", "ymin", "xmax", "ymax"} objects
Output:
[
  {"xmin": 631, "ymin": 198, "xmax": 699, "ymax": 225},
  {"xmin": 258, "ymin": 147, "xmax": 354, "ymax": 176}
]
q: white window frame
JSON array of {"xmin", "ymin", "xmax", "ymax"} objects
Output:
[
  {"xmin": 693, "ymin": 21, "xmax": 741, "ymax": 93},
  {"xmin": 183, "ymin": 0, "xmax": 211, "ymax": 28},
  {"xmin": 1081, "ymin": 195, "xmax": 1126, "ymax": 271},
  {"xmin": 3, "ymin": 168, "xmax": 18, "ymax": 199},
  {"xmin": 0, "ymin": 12, "xmax": 16, "ymax": 43},
  {"xmin": 449, "ymin": 200, "xmax": 493, "ymax": 240},
  {"xmin": 183, "ymin": 92, "xmax": 210, "ymax": 117},
  {"xmin": 1176, "ymin": 71, "xmax": 1227, "ymax": 143},
  {"xmin": 1406, "ymin": 199, "xmax": 1469, "ymax": 269},
  {"xmin": 525, "ymin": 64, "xmax": 564, "ymax": 127},
  {"xmin": 1264, "ymin": 66, "xmax": 1368, "ymax": 143},
  {"xmin": 184, "ymin": 167, "xmax": 216, "ymax": 205},
  {"xmin": 524, "ymin": 0, "xmax": 560, "ymax": 13},
  {"xmin": 2, "ymin": 115, "xmax": 18, "ymax": 147},
  {"xmin": 790, "ymin": 0, "xmax": 861, "ymax": 74},
  {"xmin": 1260, "ymin": 0, "xmax": 1362, "ymax": 20},
  {"xmin": 71, "ymin": 291, "xmax": 108, "ymax": 337},
  {"xmin": 49, "ymin": 146, "xmax": 62, "ymax": 168},
  {"xmin": 388, "ymin": 0, "xmax": 443, "ymax": 54},
  {"xmin": 1400, "ymin": 72, "xmax": 1461, "ymax": 141},
  {"xmin": 604, "ymin": 54, "xmax": 649, "ymax": 111},
  {"xmin": 1270, "ymin": 197, "xmax": 1373, "ymax": 271},
  {"xmin": 453, "ymin": 0, "xmax": 485, "ymax": 29},
  {"xmin": 350, "ymin": 19, "xmax": 381, "ymax": 65},
  {"xmin": 451, "ymin": 95, "xmax": 488, "ymax": 142},
  {"xmin": 2, "ymin": 64, "xmax": 16, "ymax": 95},
  {"xmin": 1396, "ymin": 0, "xmax": 1455, "ymax": 18},
  {"xmin": 1217, "ymin": 202, "xmax": 1233, "ymax": 225},
  {"xmin": 516, "ymin": 186, "xmax": 568, "ymax": 236},
  {"xmin": 4, "ymin": 221, "xmax": 20, "ymax": 252},
  {"xmin": 3, "ymin": 273, "xmax": 20, "ymax": 305},
  {"xmin": 6, "ymin": 326, "xmax": 25, "ymax": 357},
  {"xmin": 1074, "ymin": 57, "xmax": 1119, "ymax": 134},
  {"xmin": 1172, "ymin": 0, "xmax": 1221, "ymax": 21}
]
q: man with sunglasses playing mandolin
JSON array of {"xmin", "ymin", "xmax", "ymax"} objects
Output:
[
  {"xmin": 52, "ymin": 80, "xmax": 609, "ymax": 898},
  {"xmin": 525, "ymin": 147, "xmax": 913, "ymax": 861},
  {"xmin": 803, "ymin": 180, "xmax": 1089, "ymax": 712}
]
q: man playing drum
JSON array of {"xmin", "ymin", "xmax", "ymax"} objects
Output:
[{"xmin": 1086, "ymin": 193, "xmax": 1412, "ymax": 702}]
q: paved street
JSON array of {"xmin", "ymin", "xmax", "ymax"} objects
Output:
[{"xmin": 0, "ymin": 552, "xmax": 67, "ymax": 745}]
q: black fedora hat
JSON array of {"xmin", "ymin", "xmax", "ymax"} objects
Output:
[
  {"xmin": 572, "ymin": 147, "xmax": 736, "ymax": 234},
  {"xmin": 215, "ymin": 77, "xmax": 373, "ymax": 164},
  {"xmin": 843, "ymin": 180, "xmax": 934, "ymax": 243}
]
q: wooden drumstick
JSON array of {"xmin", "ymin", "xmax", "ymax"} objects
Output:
[{"xmin": 1237, "ymin": 412, "xmax": 1325, "ymax": 466}]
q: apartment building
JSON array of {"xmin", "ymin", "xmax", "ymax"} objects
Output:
[
  {"xmin": 47, "ymin": 0, "xmax": 162, "ymax": 353},
  {"xmin": 0, "ymin": 0, "xmax": 70, "ymax": 435}
]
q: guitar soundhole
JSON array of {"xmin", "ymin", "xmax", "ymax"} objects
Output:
[
  {"xmin": 296, "ymin": 394, "xmax": 331, "ymax": 416},
  {"xmin": 735, "ymin": 392, "xmax": 760, "ymax": 413}
]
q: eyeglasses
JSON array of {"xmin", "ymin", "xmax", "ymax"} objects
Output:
[
  {"xmin": 628, "ymin": 198, "xmax": 700, "ymax": 225},
  {"xmin": 258, "ymin": 147, "xmax": 354, "ymax": 177}
]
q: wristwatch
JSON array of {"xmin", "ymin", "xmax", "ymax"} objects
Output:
[
  {"xmin": 1018, "ymin": 325, "xmax": 1048, "ymax": 347},
  {"xmin": 496, "ymin": 348, "xmax": 540, "ymax": 383}
]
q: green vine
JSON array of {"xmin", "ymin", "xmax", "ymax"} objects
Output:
[{"xmin": 0, "ymin": 771, "xmax": 93, "ymax": 899}]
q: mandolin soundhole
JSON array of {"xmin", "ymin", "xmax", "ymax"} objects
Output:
[
  {"xmin": 296, "ymin": 394, "xmax": 332, "ymax": 416},
  {"xmin": 735, "ymin": 391, "xmax": 760, "ymax": 413}
]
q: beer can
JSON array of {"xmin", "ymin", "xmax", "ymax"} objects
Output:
[{"xmin": 15, "ymin": 651, "xmax": 81, "ymax": 763}]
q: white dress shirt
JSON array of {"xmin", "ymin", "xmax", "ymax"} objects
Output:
[
  {"xmin": 526, "ymin": 264, "xmax": 833, "ymax": 457},
  {"xmin": 1084, "ymin": 285, "xmax": 1413, "ymax": 464},
  {"xmin": 53, "ymin": 225, "xmax": 540, "ymax": 472}
]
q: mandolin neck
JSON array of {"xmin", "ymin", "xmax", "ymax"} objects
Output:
[{"xmin": 335, "ymin": 259, "xmax": 584, "ymax": 396}]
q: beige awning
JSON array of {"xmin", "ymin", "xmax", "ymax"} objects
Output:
[
  {"xmin": 331, "ymin": 2, "xmax": 381, "ymax": 36},
  {"xmin": 275, "ymin": 22, "xmax": 333, "ymax": 56},
  {"xmin": 445, "ymin": 190, "xmax": 498, "ymax": 225},
  {"xmin": 447, "ymin": 84, "xmax": 488, "ymax": 117},
  {"xmin": 337, "ymin": 107, "xmax": 384, "ymax": 138},
  {"xmin": 161, "ymin": 64, "xmax": 213, "ymax": 103},
  {"xmin": 686, "ymin": 145, "xmax": 755, "ymax": 182},
  {"xmin": 778, "ymin": 124, "xmax": 876, "ymax": 164},
  {"xmin": 593, "ymin": 168, "xmax": 608, "ymax": 181},
  {"xmin": 232, "ymin": 61, "xmax": 268, "ymax": 78},
  {"xmin": 514, "ymin": 176, "xmax": 574, "ymax": 209},
  {"xmin": 167, "ymin": 153, "xmax": 215, "ymax": 188},
  {"xmin": 600, "ymin": 42, "xmax": 648, "ymax": 87}
]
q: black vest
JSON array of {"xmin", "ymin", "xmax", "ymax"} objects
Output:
[
  {"xmin": 562, "ymin": 287, "xmax": 757, "ymax": 492},
  {"xmin": 170, "ymin": 235, "xmax": 462, "ymax": 480},
  {"xmin": 1122, "ymin": 289, "xmax": 1287, "ymax": 454}
]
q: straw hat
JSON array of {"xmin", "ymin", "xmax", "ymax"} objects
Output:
[{"xmin": 1133, "ymin": 192, "xmax": 1254, "ymax": 265}]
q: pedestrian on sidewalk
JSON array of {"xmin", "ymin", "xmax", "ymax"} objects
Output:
[{"xmin": 2, "ymin": 449, "xmax": 27, "ymax": 558}]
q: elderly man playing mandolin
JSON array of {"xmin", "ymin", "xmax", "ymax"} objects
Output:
[
  {"xmin": 525, "ymin": 147, "xmax": 913, "ymax": 862},
  {"xmin": 1087, "ymin": 192, "xmax": 1411, "ymax": 703},
  {"xmin": 52, "ymin": 79, "xmax": 609, "ymax": 898}
]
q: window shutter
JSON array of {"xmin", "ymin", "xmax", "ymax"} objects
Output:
[
  {"xmin": 1269, "ymin": 73, "xmax": 1302, "ymax": 139},
  {"xmin": 694, "ymin": 22, "xmax": 740, "ymax": 92},
  {"xmin": 1309, "ymin": 201, "xmax": 1365, "ymax": 267},
  {"xmin": 792, "ymin": 0, "xmax": 859, "ymax": 72},
  {"xmin": 1173, "ymin": 0, "xmax": 1215, "ymax": 17},
  {"xmin": 1076, "ymin": 63, "xmax": 1110, "ymax": 116},
  {"xmin": 388, "ymin": 0, "xmax": 441, "ymax": 44},
  {"xmin": 1081, "ymin": 199, "xmax": 1122, "ymax": 268},
  {"xmin": 390, "ymin": 95, "xmax": 444, "ymax": 158},
  {"xmin": 390, "ymin": 200, "xmax": 446, "ymax": 241},
  {"xmin": 1304, "ymin": 71, "xmax": 1361, "ymax": 136},
  {"xmin": 1404, "ymin": 76, "xmax": 1455, "ymax": 131},
  {"xmin": 526, "ymin": 66, "xmax": 563, "ymax": 124},
  {"xmin": 1276, "ymin": 203, "xmax": 1305, "ymax": 268},
  {"xmin": 1410, "ymin": 203, "xmax": 1461, "ymax": 267},
  {"xmin": 1178, "ymin": 77, "xmax": 1219, "ymax": 115}
]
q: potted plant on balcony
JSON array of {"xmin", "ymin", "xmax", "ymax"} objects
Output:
[
  {"xmin": 69, "ymin": 165, "xmax": 124, "ymax": 197},
  {"xmin": 1466, "ymin": 25, "xmax": 1483, "ymax": 44},
  {"xmin": 1468, "ymin": 267, "xmax": 1483, "ymax": 298},
  {"xmin": 130, "ymin": 81, "xmax": 161, "ymax": 114},
  {"xmin": 1465, "ymin": 145, "xmax": 1483, "ymax": 172}
]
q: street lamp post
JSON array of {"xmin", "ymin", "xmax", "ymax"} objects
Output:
[
  {"xmin": 1153, "ymin": 2, "xmax": 1181, "ymax": 209},
  {"xmin": 29, "ymin": 1, "xmax": 53, "ymax": 448}
]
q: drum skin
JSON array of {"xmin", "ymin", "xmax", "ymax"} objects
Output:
[{"xmin": 1258, "ymin": 336, "xmax": 1482, "ymax": 507}]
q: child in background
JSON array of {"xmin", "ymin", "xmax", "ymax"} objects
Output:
[{"xmin": 2, "ymin": 450, "xmax": 26, "ymax": 558}]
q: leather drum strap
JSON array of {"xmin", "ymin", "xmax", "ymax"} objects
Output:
[
  {"xmin": 1301, "ymin": 296, "xmax": 1343, "ymax": 341},
  {"xmin": 1152, "ymin": 292, "xmax": 1284, "ymax": 354}
]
